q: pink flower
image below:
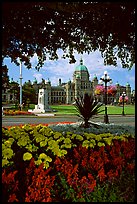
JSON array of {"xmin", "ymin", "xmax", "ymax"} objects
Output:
[
  {"xmin": 95, "ymin": 85, "xmax": 105, "ymax": 95},
  {"xmin": 119, "ymin": 95, "xmax": 128, "ymax": 102}
]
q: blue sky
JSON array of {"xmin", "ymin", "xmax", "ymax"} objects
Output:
[{"xmin": 3, "ymin": 49, "xmax": 135, "ymax": 91}]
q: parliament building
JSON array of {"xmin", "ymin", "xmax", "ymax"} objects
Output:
[{"xmin": 33, "ymin": 59, "xmax": 133, "ymax": 105}]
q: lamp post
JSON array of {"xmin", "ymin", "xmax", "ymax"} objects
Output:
[
  {"xmin": 100, "ymin": 71, "xmax": 112, "ymax": 124},
  {"xmin": 121, "ymin": 92, "xmax": 126, "ymax": 116},
  {"xmin": 19, "ymin": 60, "xmax": 23, "ymax": 110}
]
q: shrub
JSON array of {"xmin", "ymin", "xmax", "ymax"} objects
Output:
[{"xmin": 74, "ymin": 93, "xmax": 103, "ymax": 128}]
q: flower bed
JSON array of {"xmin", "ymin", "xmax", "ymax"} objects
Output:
[
  {"xmin": 3, "ymin": 110, "xmax": 35, "ymax": 116},
  {"xmin": 2, "ymin": 123, "xmax": 135, "ymax": 202}
]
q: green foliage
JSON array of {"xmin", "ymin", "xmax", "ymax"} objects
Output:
[
  {"xmin": 22, "ymin": 124, "xmax": 33, "ymax": 132},
  {"xmin": 74, "ymin": 93, "xmax": 103, "ymax": 128},
  {"xmin": 2, "ymin": 65, "xmax": 9, "ymax": 90},
  {"xmin": 2, "ymin": 147, "xmax": 14, "ymax": 167},
  {"xmin": 23, "ymin": 152, "xmax": 32, "ymax": 161},
  {"xmin": 82, "ymin": 140, "xmax": 90, "ymax": 148},
  {"xmin": 56, "ymin": 172, "xmax": 77, "ymax": 202},
  {"xmin": 2, "ymin": 3, "xmax": 135, "ymax": 69},
  {"xmin": 17, "ymin": 135, "xmax": 31, "ymax": 147},
  {"xmin": 35, "ymin": 153, "xmax": 52, "ymax": 169},
  {"xmin": 22, "ymin": 80, "xmax": 37, "ymax": 105},
  {"xmin": 89, "ymin": 183, "xmax": 123, "ymax": 202},
  {"xmin": 25, "ymin": 143, "xmax": 38, "ymax": 152},
  {"xmin": 40, "ymin": 139, "xmax": 48, "ymax": 147},
  {"xmin": 2, "ymin": 147, "xmax": 14, "ymax": 159},
  {"xmin": 76, "ymin": 135, "xmax": 83, "ymax": 141},
  {"xmin": 103, "ymin": 137, "xmax": 113, "ymax": 145},
  {"xmin": 97, "ymin": 142, "xmax": 105, "ymax": 147}
]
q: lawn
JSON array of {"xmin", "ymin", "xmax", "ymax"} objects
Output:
[
  {"xmin": 9, "ymin": 104, "xmax": 135, "ymax": 115},
  {"xmin": 50, "ymin": 104, "xmax": 135, "ymax": 115}
]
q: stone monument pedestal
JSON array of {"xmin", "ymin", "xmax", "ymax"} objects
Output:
[{"xmin": 28, "ymin": 88, "xmax": 53, "ymax": 114}]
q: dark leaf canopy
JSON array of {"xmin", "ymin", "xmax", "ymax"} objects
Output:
[{"xmin": 2, "ymin": 2, "xmax": 135, "ymax": 70}]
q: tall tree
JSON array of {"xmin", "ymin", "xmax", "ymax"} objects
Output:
[
  {"xmin": 2, "ymin": 2, "xmax": 135, "ymax": 70},
  {"xmin": 9, "ymin": 80, "xmax": 20, "ymax": 105},
  {"xmin": 22, "ymin": 80, "xmax": 37, "ymax": 106},
  {"xmin": 2, "ymin": 65, "xmax": 9, "ymax": 89}
]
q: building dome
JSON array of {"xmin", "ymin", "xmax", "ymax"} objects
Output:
[
  {"xmin": 33, "ymin": 77, "xmax": 37, "ymax": 83},
  {"xmin": 126, "ymin": 82, "xmax": 130, "ymax": 86},
  {"xmin": 93, "ymin": 74, "xmax": 97, "ymax": 79},
  {"xmin": 116, "ymin": 81, "xmax": 119, "ymax": 86},
  {"xmin": 75, "ymin": 58, "xmax": 88, "ymax": 72}
]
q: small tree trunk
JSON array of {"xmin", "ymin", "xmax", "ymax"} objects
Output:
[{"xmin": 84, "ymin": 119, "xmax": 89, "ymax": 128}]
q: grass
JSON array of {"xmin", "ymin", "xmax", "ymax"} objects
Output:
[
  {"xmin": 50, "ymin": 104, "xmax": 135, "ymax": 115},
  {"xmin": 8, "ymin": 104, "xmax": 135, "ymax": 115}
]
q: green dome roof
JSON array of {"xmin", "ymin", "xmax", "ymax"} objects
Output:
[
  {"xmin": 93, "ymin": 74, "xmax": 97, "ymax": 79},
  {"xmin": 126, "ymin": 82, "xmax": 130, "ymax": 86},
  {"xmin": 33, "ymin": 78, "xmax": 37, "ymax": 83},
  {"xmin": 75, "ymin": 58, "xmax": 88, "ymax": 72},
  {"xmin": 116, "ymin": 81, "xmax": 119, "ymax": 86}
]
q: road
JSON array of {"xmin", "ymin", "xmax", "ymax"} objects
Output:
[{"xmin": 2, "ymin": 115, "xmax": 135, "ymax": 127}]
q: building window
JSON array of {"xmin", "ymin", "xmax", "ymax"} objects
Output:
[
  {"xmin": 10, "ymin": 95, "xmax": 13, "ymax": 100},
  {"xmin": 3, "ymin": 95, "xmax": 6, "ymax": 100}
]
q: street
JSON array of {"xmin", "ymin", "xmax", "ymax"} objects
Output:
[{"xmin": 2, "ymin": 115, "xmax": 135, "ymax": 127}]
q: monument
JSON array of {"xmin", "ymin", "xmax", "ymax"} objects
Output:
[{"xmin": 28, "ymin": 88, "xmax": 53, "ymax": 114}]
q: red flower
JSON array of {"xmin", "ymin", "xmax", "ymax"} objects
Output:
[
  {"xmin": 127, "ymin": 163, "xmax": 135, "ymax": 173},
  {"xmin": 107, "ymin": 85, "xmax": 117, "ymax": 96},
  {"xmin": 107, "ymin": 169, "xmax": 116, "ymax": 181},
  {"xmin": 97, "ymin": 167, "xmax": 106, "ymax": 182},
  {"xmin": 8, "ymin": 193, "xmax": 19, "ymax": 202}
]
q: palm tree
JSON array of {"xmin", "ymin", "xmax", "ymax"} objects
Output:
[{"xmin": 74, "ymin": 93, "xmax": 104, "ymax": 128}]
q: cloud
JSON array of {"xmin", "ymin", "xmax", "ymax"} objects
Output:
[
  {"xmin": 42, "ymin": 50, "xmax": 121, "ymax": 84},
  {"xmin": 126, "ymin": 76, "xmax": 135, "ymax": 84},
  {"xmin": 33, "ymin": 73, "xmax": 43, "ymax": 83},
  {"xmin": 30, "ymin": 53, "xmax": 38, "ymax": 68},
  {"xmin": 28, "ymin": 49, "xmax": 134, "ymax": 88}
]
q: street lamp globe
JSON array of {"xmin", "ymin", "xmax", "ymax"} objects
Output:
[
  {"xmin": 100, "ymin": 71, "xmax": 112, "ymax": 124},
  {"xmin": 122, "ymin": 92, "xmax": 126, "ymax": 96},
  {"xmin": 104, "ymin": 71, "xmax": 108, "ymax": 75},
  {"xmin": 109, "ymin": 80, "xmax": 113, "ymax": 84}
]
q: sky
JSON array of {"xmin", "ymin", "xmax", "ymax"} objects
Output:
[{"xmin": 3, "ymin": 49, "xmax": 135, "ymax": 91}]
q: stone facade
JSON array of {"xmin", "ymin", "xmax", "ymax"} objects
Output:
[{"xmin": 33, "ymin": 59, "xmax": 133, "ymax": 105}]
